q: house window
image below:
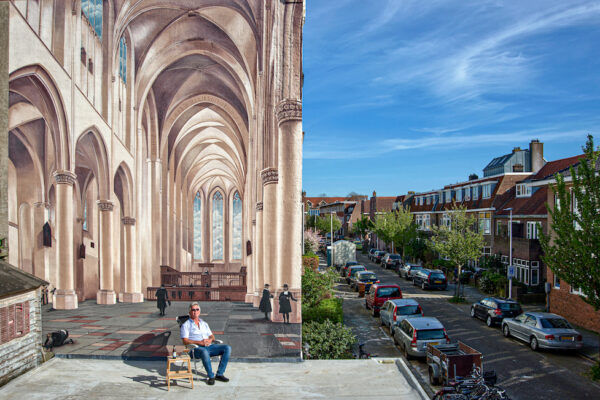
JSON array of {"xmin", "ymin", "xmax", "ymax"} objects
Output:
[
  {"xmin": 445, "ymin": 191, "xmax": 451, "ymax": 203},
  {"xmin": 472, "ymin": 186, "xmax": 479, "ymax": 200},
  {"xmin": 573, "ymin": 192, "xmax": 581, "ymax": 230},
  {"xmin": 424, "ymin": 214, "xmax": 431, "ymax": 230},
  {"xmin": 465, "ymin": 187, "xmax": 471, "ymax": 201},
  {"xmin": 193, "ymin": 192, "xmax": 202, "ymax": 260},
  {"xmin": 212, "ymin": 191, "xmax": 224, "ymax": 260},
  {"xmin": 482, "ymin": 246, "xmax": 491, "ymax": 256},
  {"xmin": 231, "ymin": 191, "xmax": 242, "ymax": 260},
  {"xmin": 526, "ymin": 221, "xmax": 539, "ymax": 239},
  {"xmin": 531, "ymin": 261, "xmax": 539, "ymax": 286},
  {"xmin": 442, "ymin": 213, "xmax": 451, "ymax": 228},
  {"xmin": 482, "ymin": 184, "xmax": 491, "ymax": 198},
  {"xmin": 478, "ymin": 212, "xmax": 491, "ymax": 234},
  {"xmin": 570, "ymin": 286, "xmax": 585, "ymax": 296},
  {"xmin": 553, "ymin": 274, "xmax": 560, "ymax": 289},
  {"xmin": 426, "ymin": 196, "xmax": 431, "ymax": 205},
  {"xmin": 0, "ymin": 302, "xmax": 30, "ymax": 344},
  {"xmin": 456, "ymin": 189, "xmax": 463, "ymax": 202},
  {"xmin": 516, "ymin": 184, "xmax": 531, "ymax": 197}
]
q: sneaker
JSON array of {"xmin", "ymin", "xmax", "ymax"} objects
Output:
[
  {"xmin": 215, "ymin": 375, "xmax": 229, "ymax": 382},
  {"xmin": 207, "ymin": 377, "xmax": 215, "ymax": 385}
]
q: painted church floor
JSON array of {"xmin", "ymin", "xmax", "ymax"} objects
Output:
[{"xmin": 42, "ymin": 300, "xmax": 301, "ymax": 361}]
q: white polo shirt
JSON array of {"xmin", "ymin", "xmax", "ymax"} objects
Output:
[{"xmin": 180, "ymin": 318, "xmax": 213, "ymax": 342}]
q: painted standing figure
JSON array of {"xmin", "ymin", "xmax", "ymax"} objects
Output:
[
  {"xmin": 278, "ymin": 284, "xmax": 297, "ymax": 324},
  {"xmin": 259, "ymin": 284, "xmax": 273, "ymax": 320},
  {"xmin": 155, "ymin": 285, "xmax": 169, "ymax": 316}
]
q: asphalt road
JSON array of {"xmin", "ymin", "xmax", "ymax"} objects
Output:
[{"xmin": 339, "ymin": 253, "xmax": 600, "ymax": 400}]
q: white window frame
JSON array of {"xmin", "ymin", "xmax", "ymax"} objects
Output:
[
  {"xmin": 553, "ymin": 274, "xmax": 560, "ymax": 289},
  {"xmin": 530, "ymin": 261, "xmax": 539, "ymax": 286},
  {"xmin": 526, "ymin": 221, "xmax": 539, "ymax": 239},
  {"xmin": 482, "ymin": 184, "xmax": 491, "ymax": 199},
  {"xmin": 456, "ymin": 188, "xmax": 463, "ymax": 202},
  {"xmin": 472, "ymin": 185, "xmax": 479, "ymax": 200},
  {"xmin": 516, "ymin": 184, "xmax": 531, "ymax": 198},
  {"xmin": 570, "ymin": 286, "xmax": 585, "ymax": 296}
]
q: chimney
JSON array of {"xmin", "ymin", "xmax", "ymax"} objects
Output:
[
  {"xmin": 512, "ymin": 147, "xmax": 521, "ymax": 153},
  {"xmin": 530, "ymin": 139, "xmax": 544, "ymax": 173},
  {"xmin": 372, "ymin": 190, "xmax": 376, "ymax": 197}
]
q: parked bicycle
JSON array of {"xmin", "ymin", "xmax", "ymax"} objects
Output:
[
  {"xmin": 354, "ymin": 342, "xmax": 377, "ymax": 359},
  {"xmin": 432, "ymin": 366, "xmax": 509, "ymax": 400}
]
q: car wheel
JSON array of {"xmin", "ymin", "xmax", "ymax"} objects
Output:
[
  {"xmin": 421, "ymin": 282, "xmax": 426, "ymax": 290},
  {"xmin": 502, "ymin": 324, "xmax": 510, "ymax": 338},
  {"xmin": 486, "ymin": 316, "xmax": 493, "ymax": 327},
  {"xmin": 530, "ymin": 337, "xmax": 539, "ymax": 351},
  {"xmin": 470, "ymin": 307, "xmax": 476, "ymax": 318}
]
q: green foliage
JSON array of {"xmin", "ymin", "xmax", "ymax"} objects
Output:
[
  {"xmin": 312, "ymin": 214, "xmax": 342, "ymax": 235},
  {"xmin": 478, "ymin": 254, "xmax": 504, "ymax": 273},
  {"xmin": 539, "ymin": 134, "xmax": 600, "ymax": 311},
  {"xmin": 302, "ymin": 320, "xmax": 356, "ymax": 359},
  {"xmin": 353, "ymin": 216, "xmax": 373, "ymax": 239},
  {"xmin": 372, "ymin": 207, "xmax": 417, "ymax": 257},
  {"xmin": 302, "ymin": 297, "xmax": 343, "ymax": 324},
  {"xmin": 301, "ymin": 266, "xmax": 338, "ymax": 308},
  {"xmin": 302, "ymin": 254, "xmax": 319, "ymax": 271},
  {"xmin": 479, "ymin": 270, "xmax": 508, "ymax": 295},
  {"xmin": 588, "ymin": 362, "xmax": 600, "ymax": 381},
  {"xmin": 448, "ymin": 296, "xmax": 468, "ymax": 304}
]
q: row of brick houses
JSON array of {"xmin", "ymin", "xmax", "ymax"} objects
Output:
[{"xmin": 303, "ymin": 140, "xmax": 599, "ymax": 333}]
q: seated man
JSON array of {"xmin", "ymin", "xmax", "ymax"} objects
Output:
[{"xmin": 180, "ymin": 302, "xmax": 231, "ymax": 385}]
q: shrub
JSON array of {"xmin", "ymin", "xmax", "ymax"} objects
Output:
[
  {"xmin": 301, "ymin": 265, "xmax": 337, "ymax": 308},
  {"xmin": 302, "ymin": 254, "xmax": 319, "ymax": 271},
  {"xmin": 588, "ymin": 362, "xmax": 600, "ymax": 381},
  {"xmin": 302, "ymin": 297, "xmax": 343, "ymax": 324},
  {"xmin": 304, "ymin": 230, "xmax": 320, "ymax": 254},
  {"xmin": 479, "ymin": 270, "xmax": 508, "ymax": 295},
  {"xmin": 302, "ymin": 319, "xmax": 356, "ymax": 359}
]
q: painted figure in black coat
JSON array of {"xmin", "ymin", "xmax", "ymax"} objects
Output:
[
  {"xmin": 278, "ymin": 284, "xmax": 297, "ymax": 324},
  {"xmin": 259, "ymin": 284, "xmax": 273, "ymax": 320},
  {"xmin": 155, "ymin": 285, "xmax": 169, "ymax": 316}
]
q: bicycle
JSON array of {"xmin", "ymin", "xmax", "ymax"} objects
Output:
[{"xmin": 354, "ymin": 342, "xmax": 377, "ymax": 359}]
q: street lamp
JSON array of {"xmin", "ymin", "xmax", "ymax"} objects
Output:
[{"xmin": 504, "ymin": 208, "xmax": 513, "ymax": 299}]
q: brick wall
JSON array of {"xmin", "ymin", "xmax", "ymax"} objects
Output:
[
  {"xmin": 0, "ymin": 289, "xmax": 43, "ymax": 386},
  {"xmin": 549, "ymin": 283, "xmax": 600, "ymax": 333}
]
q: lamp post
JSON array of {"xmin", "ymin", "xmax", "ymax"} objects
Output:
[{"xmin": 505, "ymin": 208, "xmax": 513, "ymax": 299}]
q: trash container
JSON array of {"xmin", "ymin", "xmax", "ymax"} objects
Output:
[{"xmin": 326, "ymin": 246, "xmax": 332, "ymax": 267}]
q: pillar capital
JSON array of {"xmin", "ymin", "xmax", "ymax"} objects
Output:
[
  {"xmin": 122, "ymin": 217, "xmax": 136, "ymax": 225},
  {"xmin": 97, "ymin": 200, "xmax": 114, "ymax": 212},
  {"xmin": 33, "ymin": 201, "xmax": 50, "ymax": 209},
  {"xmin": 256, "ymin": 201, "xmax": 263, "ymax": 211},
  {"xmin": 53, "ymin": 170, "xmax": 76, "ymax": 186},
  {"xmin": 252, "ymin": 219, "xmax": 256, "ymax": 225},
  {"xmin": 276, "ymin": 99, "xmax": 302, "ymax": 125},
  {"xmin": 261, "ymin": 167, "xmax": 278, "ymax": 186}
]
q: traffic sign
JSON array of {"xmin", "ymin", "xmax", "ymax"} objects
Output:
[{"xmin": 508, "ymin": 266, "xmax": 515, "ymax": 279}]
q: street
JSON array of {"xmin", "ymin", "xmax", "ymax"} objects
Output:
[{"xmin": 338, "ymin": 253, "xmax": 600, "ymax": 399}]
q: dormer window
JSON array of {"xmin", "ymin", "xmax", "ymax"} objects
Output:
[{"xmin": 516, "ymin": 184, "xmax": 531, "ymax": 198}]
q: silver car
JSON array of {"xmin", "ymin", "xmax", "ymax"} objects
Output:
[
  {"xmin": 379, "ymin": 299, "xmax": 423, "ymax": 332},
  {"xmin": 399, "ymin": 263, "xmax": 424, "ymax": 280},
  {"xmin": 501, "ymin": 312, "xmax": 583, "ymax": 351},
  {"xmin": 393, "ymin": 317, "xmax": 449, "ymax": 359}
]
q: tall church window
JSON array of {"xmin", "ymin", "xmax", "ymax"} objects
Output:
[
  {"xmin": 232, "ymin": 192, "xmax": 242, "ymax": 260},
  {"xmin": 119, "ymin": 37, "xmax": 127, "ymax": 83},
  {"xmin": 116, "ymin": 36, "xmax": 127, "ymax": 146},
  {"xmin": 82, "ymin": 199, "xmax": 88, "ymax": 231},
  {"xmin": 193, "ymin": 192, "xmax": 202, "ymax": 260},
  {"xmin": 81, "ymin": 0, "xmax": 103, "ymax": 104},
  {"xmin": 212, "ymin": 191, "xmax": 224, "ymax": 260}
]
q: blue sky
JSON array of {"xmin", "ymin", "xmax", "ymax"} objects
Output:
[{"xmin": 302, "ymin": 0, "xmax": 600, "ymax": 197}]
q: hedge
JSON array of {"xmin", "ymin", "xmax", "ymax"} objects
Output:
[
  {"xmin": 302, "ymin": 254, "xmax": 319, "ymax": 271},
  {"xmin": 302, "ymin": 297, "xmax": 343, "ymax": 324},
  {"xmin": 302, "ymin": 320, "xmax": 356, "ymax": 359}
]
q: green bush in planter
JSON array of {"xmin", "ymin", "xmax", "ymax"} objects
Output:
[
  {"xmin": 302, "ymin": 319, "xmax": 356, "ymax": 359},
  {"xmin": 302, "ymin": 297, "xmax": 343, "ymax": 323}
]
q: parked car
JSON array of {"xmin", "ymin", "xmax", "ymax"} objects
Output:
[
  {"xmin": 470, "ymin": 297, "xmax": 522, "ymax": 327},
  {"xmin": 393, "ymin": 317, "xmax": 450, "ymax": 360},
  {"xmin": 368, "ymin": 248, "xmax": 379, "ymax": 261},
  {"xmin": 501, "ymin": 312, "xmax": 583, "ymax": 352},
  {"xmin": 350, "ymin": 270, "xmax": 379, "ymax": 291},
  {"xmin": 338, "ymin": 260, "xmax": 358, "ymax": 272},
  {"xmin": 379, "ymin": 298, "xmax": 424, "ymax": 332},
  {"xmin": 340, "ymin": 262, "xmax": 358, "ymax": 277},
  {"xmin": 381, "ymin": 254, "xmax": 402, "ymax": 270},
  {"xmin": 345, "ymin": 265, "xmax": 367, "ymax": 283},
  {"xmin": 374, "ymin": 251, "xmax": 387, "ymax": 264},
  {"xmin": 400, "ymin": 264, "xmax": 424, "ymax": 280},
  {"xmin": 365, "ymin": 284, "xmax": 403, "ymax": 316},
  {"xmin": 412, "ymin": 269, "xmax": 447, "ymax": 291}
]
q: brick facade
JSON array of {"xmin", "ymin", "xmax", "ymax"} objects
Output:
[{"xmin": 548, "ymin": 273, "xmax": 600, "ymax": 333}]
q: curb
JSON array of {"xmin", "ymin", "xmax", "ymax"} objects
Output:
[
  {"xmin": 54, "ymin": 353, "xmax": 303, "ymax": 363},
  {"xmin": 395, "ymin": 358, "xmax": 433, "ymax": 400}
]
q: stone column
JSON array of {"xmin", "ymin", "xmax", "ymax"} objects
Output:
[
  {"xmin": 252, "ymin": 202, "xmax": 263, "ymax": 307},
  {"xmin": 147, "ymin": 159, "xmax": 162, "ymax": 287},
  {"xmin": 32, "ymin": 202, "xmax": 50, "ymax": 281},
  {"xmin": 96, "ymin": 200, "xmax": 116, "ymax": 304},
  {"xmin": 0, "ymin": 3, "xmax": 8, "ymax": 248},
  {"xmin": 276, "ymin": 100, "xmax": 302, "ymax": 323},
  {"xmin": 261, "ymin": 168, "xmax": 279, "ymax": 320},
  {"xmin": 122, "ymin": 217, "xmax": 143, "ymax": 302},
  {"xmin": 53, "ymin": 171, "xmax": 78, "ymax": 309}
]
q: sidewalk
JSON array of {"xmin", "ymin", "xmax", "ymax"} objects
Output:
[
  {"xmin": 42, "ymin": 300, "xmax": 301, "ymax": 360},
  {"xmin": 0, "ymin": 357, "xmax": 428, "ymax": 399}
]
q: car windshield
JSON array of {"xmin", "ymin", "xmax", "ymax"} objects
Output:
[
  {"xmin": 417, "ymin": 329, "xmax": 445, "ymax": 340},
  {"xmin": 390, "ymin": 255, "xmax": 401, "ymax": 259},
  {"xmin": 430, "ymin": 273, "xmax": 445, "ymax": 280},
  {"xmin": 397, "ymin": 305, "xmax": 420, "ymax": 315},
  {"xmin": 377, "ymin": 287, "xmax": 401, "ymax": 297},
  {"xmin": 540, "ymin": 318, "xmax": 572, "ymax": 329},
  {"xmin": 360, "ymin": 273, "xmax": 377, "ymax": 280},
  {"xmin": 410, "ymin": 266, "xmax": 423, "ymax": 271},
  {"xmin": 498, "ymin": 303, "xmax": 521, "ymax": 311}
]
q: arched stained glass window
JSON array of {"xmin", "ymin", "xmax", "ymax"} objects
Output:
[
  {"xmin": 82, "ymin": 0, "xmax": 103, "ymax": 40},
  {"xmin": 119, "ymin": 37, "xmax": 127, "ymax": 83},
  {"xmin": 212, "ymin": 191, "xmax": 224, "ymax": 260},
  {"xmin": 232, "ymin": 192, "xmax": 242, "ymax": 260},
  {"xmin": 82, "ymin": 198, "xmax": 88, "ymax": 231},
  {"xmin": 193, "ymin": 192, "xmax": 202, "ymax": 259}
]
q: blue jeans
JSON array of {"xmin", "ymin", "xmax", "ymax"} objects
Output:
[{"xmin": 191, "ymin": 344, "xmax": 231, "ymax": 378}]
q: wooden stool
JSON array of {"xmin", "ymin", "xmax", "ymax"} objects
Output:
[{"xmin": 166, "ymin": 354, "xmax": 193, "ymax": 390}]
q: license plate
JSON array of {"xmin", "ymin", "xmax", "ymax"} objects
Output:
[
  {"xmin": 435, "ymin": 280, "xmax": 442, "ymax": 284},
  {"xmin": 428, "ymin": 342, "xmax": 439, "ymax": 346},
  {"xmin": 560, "ymin": 336, "xmax": 574, "ymax": 341}
]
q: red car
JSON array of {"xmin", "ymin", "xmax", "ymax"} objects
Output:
[{"xmin": 365, "ymin": 284, "xmax": 403, "ymax": 317}]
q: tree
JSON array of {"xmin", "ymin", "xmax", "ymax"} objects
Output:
[
  {"xmin": 540, "ymin": 134, "xmax": 600, "ymax": 311},
  {"xmin": 429, "ymin": 204, "xmax": 485, "ymax": 298},
  {"xmin": 372, "ymin": 208, "xmax": 417, "ymax": 257},
  {"xmin": 353, "ymin": 215, "xmax": 373, "ymax": 240},
  {"xmin": 314, "ymin": 214, "xmax": 341, "ymax": 235}
]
